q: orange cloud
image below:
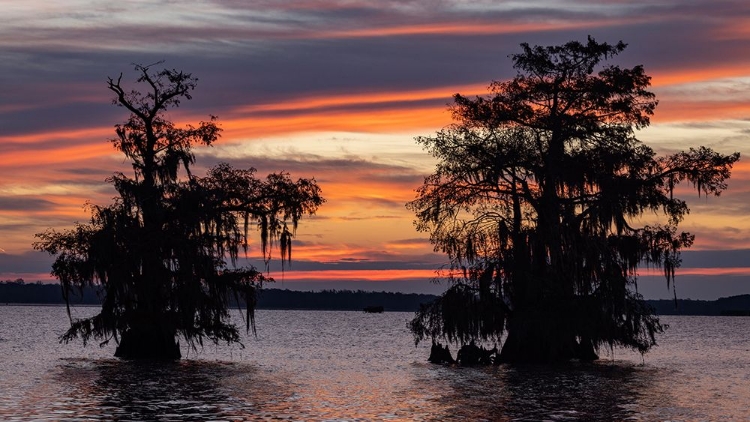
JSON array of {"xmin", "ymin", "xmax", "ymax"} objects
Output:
[
  {"xmin": 311, "ymin": 16, "xmax": 662, "ymax": 39},
  {"xmin": 222, "ymin": 104, "xmax": 451, "ymax": 138},
  {"xmin": 650, "ymin": 65, "xmax": 750, "ymax": 87},
  {"xmin": 3, "ymin": 53, "xmax": 749, "ymax": 280},
  {"xmin": 383, "ymin": 238, "xmax": 432, "ymax": 250},
  {"xmin": 711, "ymin": 17, "xmax": 750, "ymax": 40},
  {"xmin": 226, "ymin": 67, "xmax": 750, "ymax": 135},
  {"xmin": 0, "ymin": 272, "xmax": 56, "ymax": 282},
  {"xmin": 278, "ymin": 243, "xmax": 375, "ymax": 262},
  {"xmin": 2, "ymin": 126, "xmax": 111, "ymax": 145},
  {"xmin": 0, "ymin": 139, "xmax": 113, "ymax": 169},
  {"xmin": 270, "ymin": 242, "xmax": 393, "ymax": 263},
  {"xmin": 691, "ymin": 237, "xmax": 750, "ymax": 251},
  {"xmin": 240, "ymin": 84, "xmax": 485, "ymax": 114},
  {"xmin": 653, "ymin": 100, "xmax": 750, "ymax": 123},
  {"xmin": 320, "ymin": 180, "xmax": 416, "ymax": 205},
  {"xmin": 271, "ymin": 269, "xmax": 435, "ymax": 281}
]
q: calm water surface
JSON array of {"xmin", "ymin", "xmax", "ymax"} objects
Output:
[{"xmin": 1, "ymin": 306, "xmax": 750, "ymax": 420}]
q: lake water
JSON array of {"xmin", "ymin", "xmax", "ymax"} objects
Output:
[{"xmin": 1, "ymin": 306, "xmax": 750, "ymax": 421}]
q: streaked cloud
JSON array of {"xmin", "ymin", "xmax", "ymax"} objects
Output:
[{"xmin": 1, "ymin": 0, "xmax": 750, "ymax": 298}]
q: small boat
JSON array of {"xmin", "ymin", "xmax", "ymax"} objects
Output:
[{"xmin": 363, "ymin": 305, "xmax": 384, "ymax": 313}]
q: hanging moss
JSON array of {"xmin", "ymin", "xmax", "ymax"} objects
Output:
[
  {"xmin": 34, "ymin": 64, "xmax": 324, "ymax": 359},
  {"xmin": 408, "ymin": 38, "xmax": 739, "ymax": 363}
]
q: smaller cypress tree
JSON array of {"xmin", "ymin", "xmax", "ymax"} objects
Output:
[{"xmin": 35, "ymin": 64, "xmax": 324, "ymax": 359}]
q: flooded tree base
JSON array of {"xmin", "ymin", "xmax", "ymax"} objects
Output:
[
  {"xmin": 114, "ymin": 327, "xmax": 181, "ymax": 360},
  {"xmin": 428, "ymin": 342, "xmax": 456, "ymax": 364},
  {"xmin": 497, "ymin": 329, "xmax": 600, "ymax": 364},
  {"xmin": 457, "ymin": 342, "xmax": 497, "ymax": 365},
  {"xmin": 429, "ymin": 334, "xmax": 600, "ymax": 366}
]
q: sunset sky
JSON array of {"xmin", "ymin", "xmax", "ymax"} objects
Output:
[{"xmin": 2, "ymin": 0, "xmax": 750, "ymax": 299}]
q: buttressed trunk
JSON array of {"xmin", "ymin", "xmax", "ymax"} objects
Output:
[
  {"xmin": 498, "ymin": 302, "xmax": 599, "ymax": 363},
  {"xmin": 114, "ymin": 311, "xmax": 180, "ymax": 359}
]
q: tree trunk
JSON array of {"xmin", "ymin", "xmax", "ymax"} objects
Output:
[
  {"xmin": 498, "ymin": 313, "xmax": 600, "ymax": 363},
  {"xmin": 114, "ymin": 315, "xmax": 180, "ymax": 360},
  {"xmin": 499, "ymin": 313, "xmax": 570, "ymax": 363},
  {"xmin": 575, "ymin": 336, "xmax": 600, "ymax": 361}
]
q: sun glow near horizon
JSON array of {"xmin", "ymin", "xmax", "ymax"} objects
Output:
[{"xmin": 2, "ymin": 1, "xmax": 750, "ymax": 297}]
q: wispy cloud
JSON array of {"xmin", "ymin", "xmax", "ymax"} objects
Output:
[{"xmin": 2, "ymin": 0, "xmax": 750, "ymax": 298}]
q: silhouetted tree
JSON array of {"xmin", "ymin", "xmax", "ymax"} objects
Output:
[
  {"xmin": 408, "ymin": 38, "xmax": 739, "ymax": 363},
  {"xmin": 34, "ymin": 64, "xmax": 324, "ymax": 359}
]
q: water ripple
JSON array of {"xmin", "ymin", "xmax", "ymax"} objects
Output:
[{"xmin": 2, "ymin": 307, "xmax": 750, "ymax": 420}]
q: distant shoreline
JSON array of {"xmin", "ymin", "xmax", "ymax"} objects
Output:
[
  {"xmin": 0, "ymin": 303, "xmax": 416, "ymax": 313},
  {"xmin": 0, "ymin": 283, "xmax": 436, "ymax": 312},
  {"xmin": 3, "ymin": 281, "xmax": 750, "ymax": 315},
  {"xmin": 0, "ymin": 303, "xmax": 101, "ymax": 307}
]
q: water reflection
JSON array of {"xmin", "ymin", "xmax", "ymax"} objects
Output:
[
  {"xmin": 42, "ymin": 359, "xmax": 296, "ymax": 421},
  {"xmin": 4, "ymin": 309, "xmax": 750, "ymax": 420},
  {"xmin": 417, "ymin": 361, "xmax": 669, "ymax": 421}
]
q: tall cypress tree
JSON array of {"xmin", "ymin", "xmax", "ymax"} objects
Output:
[{"xmin": 409, "ymin": 38, "xmax": 739, "ymax": 363}]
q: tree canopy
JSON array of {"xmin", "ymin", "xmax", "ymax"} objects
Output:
[
  {"xmin": 408, "ymin": 38, "xmax": 739, "ymax": 363},
  {"xmin": 34, "ymin": 64, "xmax": 324, "ymax": 359}
]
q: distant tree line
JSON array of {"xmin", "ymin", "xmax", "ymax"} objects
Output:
[
  {"xmin": 0, "ymin": 279, "xmax": 99, "ymax": 304},
  {"xmin": 255, "ymin": 289, "xmax": 437, "ymax": 311},
  {"xmin": 0, "ymin": 280, "xmax": 436, "ymax": 312},
  {"xmin": 3, "ymin": 279, "xmax": 750, "ymax": 315},
  {"xmin": 648, "ymin": 295, "xmax": 750, "ymax": 316}
]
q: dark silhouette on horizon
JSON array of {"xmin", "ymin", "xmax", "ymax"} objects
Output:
[
  {"xmin": 33, "ymin": 64, "xmax": 324, "ymax": 359},
  {"xmin": 0, "ymin": 280, "xmax": 437, "ymax": 312},
  {"xmin": 7, "ymin": 279, "xmax": 750, "ymax": 316},
  {"xmin": 408, "ymin": 37, "xmax": 739, "ymax": 363},
  {"xmin": 363, "ymin": 305, "xmax": 384, "ymax": 313}
]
